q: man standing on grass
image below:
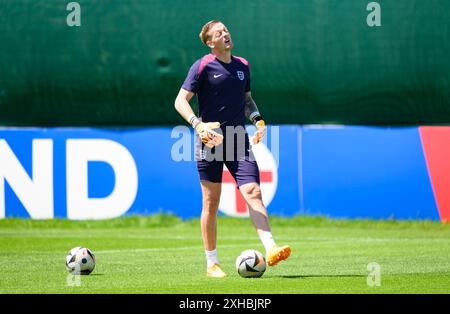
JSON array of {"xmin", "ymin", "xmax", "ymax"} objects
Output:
[{"xmin": 174, "ymin": 20, "xmax": 291, "ymax": 278}]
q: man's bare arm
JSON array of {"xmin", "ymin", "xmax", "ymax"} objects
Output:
[
  {"xmin": 245, "ymin": 92, "xmax": 263, "ymax": 124},
  {"xmin": 174, "ymin": 88, "xmax": 197, "ymax": 126},
  {"xmin": 244, "ymin": 92, "xmax": 266, "ymax": 144},
  {"xmin": 174, "ymin": 88, "xmax": 223, "ymax": 147}
]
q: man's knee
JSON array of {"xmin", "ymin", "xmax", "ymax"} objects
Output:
[
  {"xmin": 240, "ymin": 182, "xmax": 261, "ymax": 200},
  {"xmin": 203, "ymin": 196, "xmax": 221, "ymax": 212},
  {"xmin": 203, "ymin": 192, "xmax": 220, "ymax": 212},
  {"xmin": 201, "ymin": 181, "xmax": 222, "ymax": 212}
]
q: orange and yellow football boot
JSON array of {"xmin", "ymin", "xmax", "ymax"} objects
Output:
[{"xmin": 266, "ymin": 245, "xmax": 291, "ymax": 266}]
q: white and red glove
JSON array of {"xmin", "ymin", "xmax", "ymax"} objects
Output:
[
  {"xmin": 189, "ymin": 115, "xmax": 223, "ymax": 148},
  {"xmin": 195, "ymin": 121, "xmax": 223, "ymax": 148},
  {"xmin": 251, "ymin": 119, "xmax": 266, "ymax": 145}
]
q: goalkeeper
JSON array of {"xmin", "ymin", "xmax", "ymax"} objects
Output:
[{"xmin": 175, "ymin": 20, "xmax": 291, "ymax": 278}]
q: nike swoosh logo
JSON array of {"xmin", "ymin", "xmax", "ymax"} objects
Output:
[{"xmin": 213, "ymin": 74, "xmax": 223, "ymax": 78}]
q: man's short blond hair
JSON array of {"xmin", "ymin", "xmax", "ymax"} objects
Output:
[{"xmin": 199, "ymin": 20, "xmax": 221, "ymax": 46}]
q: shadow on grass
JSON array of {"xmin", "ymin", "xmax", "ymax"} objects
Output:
[{"xmin": 276, "ymin": 274, "xmax": 366, "ymax": 279}]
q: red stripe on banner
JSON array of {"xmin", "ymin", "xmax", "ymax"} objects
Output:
[
  {"xmin": 419, "ymin": 126, "xmax": 450, "ymax": 223},
  {"xmin": 222, "ymin": 170, "xmax": 274, "ymax": 214},
  {"xmin": 260, "ymin": 172, "xmax": 273, "ymax": 182},
  {"xmin": 222, "ymin": 170, "xmax": 247, "ymax": 213}
]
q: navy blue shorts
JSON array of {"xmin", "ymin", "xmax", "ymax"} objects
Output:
[{"xmin": 195, "ymin": 132, "xmax": 260, "ymax": 187}]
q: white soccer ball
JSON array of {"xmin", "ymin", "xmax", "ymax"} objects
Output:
[
  {"xmin": 236, "ymin": 249, "xmax": 266, "ymax": 278},
  {"xmin": 65, "ymin": 246, "xmax": 96, "ymax": 275}
]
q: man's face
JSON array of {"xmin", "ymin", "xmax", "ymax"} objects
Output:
[{"xmin": 207, "ymin": 23, "xmax": 233, "ymax": 51}]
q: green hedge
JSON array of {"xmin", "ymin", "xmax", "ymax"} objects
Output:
[{"xmin": 0, "ymin": 0, "xmax": 449, "ymax": 126}]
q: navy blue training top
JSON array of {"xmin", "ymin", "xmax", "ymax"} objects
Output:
[{"xmin": 181, "ymin": 54, "xmax": 251, "ymax": 128}]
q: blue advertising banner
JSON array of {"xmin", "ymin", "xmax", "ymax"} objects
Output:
[
  {"xmin": 0, "ymin": 126, "xmax": 299, "ymax": 220},
  {"xmin": 0, "ymin": 126, "xmax": 440, "ymax": 220},
  {"xmin": 300, "ymin": 126, "xmax": 439, "ymax": 220}
]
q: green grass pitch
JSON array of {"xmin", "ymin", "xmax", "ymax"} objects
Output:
[{"xmin": 1, "ymin": 215, "xmax": 450, "ymax": 294}]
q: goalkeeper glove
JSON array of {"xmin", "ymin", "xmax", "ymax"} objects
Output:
[
  {"xmin": 189, "ymin": 115, "xmax": 223, "ymax": 148},
  {"xmin": 251, "ymin": 116, "xmax": 266, "ymax": 145}
]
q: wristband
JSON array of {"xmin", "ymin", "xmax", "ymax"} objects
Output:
[
  {"xmin": 188, "ymin": 114, "xmax": 200, "ymax": 129},
  {"xmin": 249, "ymin": 111, "xmax": 260, "ymax": 123},
  {"xmin": 251, "ymin": 113, "xmax": 264, "ymax": 125}
]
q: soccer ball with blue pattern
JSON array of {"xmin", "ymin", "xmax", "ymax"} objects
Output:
[
  {"xmin": 65, "ymin": 246, "xmax": 96, "ymax": 275},
  {"xmin": 236, "ymin": 249, "xmax": 266, "ymax": 278}
]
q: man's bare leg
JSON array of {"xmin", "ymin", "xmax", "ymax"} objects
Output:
[
  {"xmin": 200, "ymin": 180, "xmax": 226, "ymax": 277},
  {"xmin": 239, "ymin": 182, "xmax": 291, "ymax": 266}
]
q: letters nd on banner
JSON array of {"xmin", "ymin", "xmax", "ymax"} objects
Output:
[{"xmin": 0, "ymin": 126, "xmax": 447, "ymax": 221}]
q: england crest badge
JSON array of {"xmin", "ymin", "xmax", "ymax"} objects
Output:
[{"xmin": 237, "ymin": 71, "xmax": 245, "ymax": 80}]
